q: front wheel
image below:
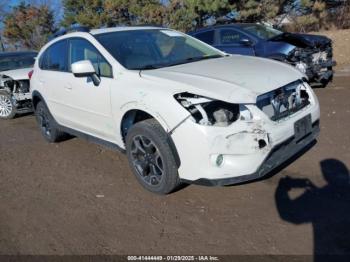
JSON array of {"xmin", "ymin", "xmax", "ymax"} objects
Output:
[
  {"xmin": 126, "ymin": 119, "xmax": 181, "ymax": 194},
  {"xmin": 0, "ymin": 91, "xmax": 16, "ymax": 119}
]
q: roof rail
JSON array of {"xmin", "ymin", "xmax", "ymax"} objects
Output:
[
  {"xmin": 48, "ymin": 25, "xmax": 90, "ymax": 41},
  {"xmin": 133, "ymin": 23, "xmax": 164, "ymax": 27}
]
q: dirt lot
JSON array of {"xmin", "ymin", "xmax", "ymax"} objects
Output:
[{"xmin": 0, "ymin": 69, "xmax": 349, "ymax": 257}]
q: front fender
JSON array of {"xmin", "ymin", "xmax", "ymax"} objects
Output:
[{"xmin": 119, "ymin": 101, "xmax": 172, "ymax": 133}]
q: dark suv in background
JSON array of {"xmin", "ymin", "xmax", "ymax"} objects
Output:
[{"xmin": 190, "ymin": 24, "xmax": 335, "ymax": 86}]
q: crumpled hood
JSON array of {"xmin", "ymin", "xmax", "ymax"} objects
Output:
[
  {"xmin": 0, "ymin": 67, "xmax": 32, "ymax": 80},
  {"xmin": 271, "ymin": 32, "xmax": 331, "ymax": 48},
  {"xmin": 142, "ymin": 56, "xmax": 304, "ymax": 103}
]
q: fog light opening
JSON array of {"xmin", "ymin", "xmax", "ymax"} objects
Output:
[
  {"xmin": 258, "ymin": 139, "xmax": 267, "ymax": 149},
  {"xmin": 216, "ymin": 154, "xmax": 224, "ymax": 167}
]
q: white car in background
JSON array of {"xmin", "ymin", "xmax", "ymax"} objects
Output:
[
  {"xmin": 0, "ymin": 51, "xmax": 37, "ymax": 119},
  {"xmin": 30, "ymin": 26, "xmax": 320, "ymax": 194}
]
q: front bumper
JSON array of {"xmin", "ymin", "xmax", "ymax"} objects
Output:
[
  {"xmin": 183, "ymin": 121, "xmax": 319, "ymax": 186},
  {"xmin": 170, "ymin": 85, "xmax": 320, "ymax": 184},
  {"xmin": 306, "ymin": 59, "xmax": 336, "ymax": 83}
]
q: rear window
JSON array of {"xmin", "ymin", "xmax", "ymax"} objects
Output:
[{"xmin": 0, "ymin": 53, "xmax": 36, "ymax": 71}]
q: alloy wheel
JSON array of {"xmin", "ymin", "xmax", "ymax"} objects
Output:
[
  {"xmin": 130, "ymin": 135, "xmax": 164, "ymax": 186},
  {"xmin": 0, "ymin": 95, "xmax": 13, "ymax": 118}
]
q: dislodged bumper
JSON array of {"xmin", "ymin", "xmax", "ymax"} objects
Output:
[
  {"xmin": 186, "ymin": 121, "xmax": 319, "ymax": 186},
  {"xmin": 305, "ymin": 59, "xmax": 336, "ymax": 83},
  {"xmin": 170, "ymin": 87, "xmax": 320, "ymax": 185},
  {"xmin": 291, "ymin": 44, "xmax": 336, "ymax": 84}
]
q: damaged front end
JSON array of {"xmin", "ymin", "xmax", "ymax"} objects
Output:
[
  {"xmin": 0, "ymin": 74, "xmax": 32, "ymax": 119},
  {"xmin": 173, "ymin": 92, "xmax": 269, "ymax": 154},
  {"xmin": 283, "ymin": 36, "xmax": 336, "ymax": 85},
  {"xmin": 171, "ymin": 80, "xmax": 320, "ymax": 185},
  {"xmin": 288, "ymin": 46, "xmax": 335, "ymax": 85}
]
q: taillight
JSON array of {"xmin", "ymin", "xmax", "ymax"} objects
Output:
[{"xmin": 28, "ymin": 70, "xmax": 34, "ymax": 80}]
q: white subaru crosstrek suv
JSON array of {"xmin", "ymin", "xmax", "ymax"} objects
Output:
[{"xmin": 30, "ymin": 26, "xmax": 320, "ymax": 194}]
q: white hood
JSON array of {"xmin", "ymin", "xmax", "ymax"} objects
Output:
[
  {"xmin": 142, "ymin": 55, "xmax": 304, "ymax": 103},
  {"xmin": 0, "ymin": 67, "xmax": 32, "ymax": 80}
]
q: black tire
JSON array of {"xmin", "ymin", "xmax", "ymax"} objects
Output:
[
  {"xmin": 0, "ymin": 91, "xmax": 16, "ymax": 119},
  {"xmin": 35, "ymin": 101, "xmax": 67, "ymax": 143},
  {"xmin": 126, "ymin": 119, "xmax": 181, "ymax": 194}
]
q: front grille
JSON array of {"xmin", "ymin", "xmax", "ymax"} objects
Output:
[{"xmin": 256, "ymin": 81, "xmax": 310, "ymax": 121}]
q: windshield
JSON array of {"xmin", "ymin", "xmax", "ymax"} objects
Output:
[
  {"xmin": 0, "ymin": 53, "xmax": 37, "ymax": 72},
  {"xmin": 95, "ymin": 29, "xmax": 224, "ymax": 70},
  {"xmin": 240, "ymin": 24, "xmax": 283, "ymax": 40}
]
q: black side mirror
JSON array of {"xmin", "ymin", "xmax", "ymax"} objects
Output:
[
  {"xmin": 89, "ymin": 74, "xmax": 101, "ymax": 87},
  {"xmin": 71, "ymin": 60, "xmax": 101, "ymax": 86},
  {"xmin": 240, "ymin": 38, "xmax": 253, "ymax": 46}
]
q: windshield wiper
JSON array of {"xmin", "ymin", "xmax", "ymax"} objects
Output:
[
  {"xmin": 132, "ymin": 54, "xmax": 224, "ymax": 71},
  {"xmin": 134, "ymin": 64, "xmax": 163, "ymax": 77},
  {"xmin": 269, "ymin": 32, "xmax": 287, "ymax": 40},
  {"xmin": 166, "ymin": 54, "xmax": 224, "ymax": 67},
  {"xmin": 130, "ymin": 64, "xmax": 161, "ymax": 70}
]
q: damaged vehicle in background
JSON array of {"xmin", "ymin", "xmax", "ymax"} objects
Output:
[
  {"xmin": 190, "ymin": 23, "xmax": 336, "ymax": 86},
  {"xmin": 0, "ymin": 51, "xmax": 37, "ymax": 119},
  {"xmin": 31, "ymin": 26, "xmax": 320, "ymax": 194}
]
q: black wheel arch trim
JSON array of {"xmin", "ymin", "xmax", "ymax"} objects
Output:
[
  {"xmin": 166, "ymin": 132, "xmax": 181, "ymax": 168},
  {"xmin": 32, "ymin": 90, "xmax": 46, "ymax": 110}
]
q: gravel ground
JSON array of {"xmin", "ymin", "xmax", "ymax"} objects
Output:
[{"xmin": 0, "ymin": 70, "xmax": 349, "ymax": 257}]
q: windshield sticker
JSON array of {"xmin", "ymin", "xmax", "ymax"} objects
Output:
[{"xmin": 160, "ymin": 30, "xmax": 184, "ymax": 37}]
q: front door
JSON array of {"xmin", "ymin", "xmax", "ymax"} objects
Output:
[{"xmin": 62, "ymin": 38, "xmax": 115, "ymax": 140}]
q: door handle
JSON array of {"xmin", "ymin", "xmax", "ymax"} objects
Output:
[{"xmin": 64, "ymin": 85, "xmax": 72, "ymax": 91}]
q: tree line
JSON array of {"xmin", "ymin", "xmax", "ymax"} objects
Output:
[{"xmin": 1, "ymin": 0, "xmax": 349, "ymax": 50}]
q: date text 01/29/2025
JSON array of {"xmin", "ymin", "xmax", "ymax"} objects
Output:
[{"xmin": 127, "ymin": 255, "xmax": 220, "ymax": 261}]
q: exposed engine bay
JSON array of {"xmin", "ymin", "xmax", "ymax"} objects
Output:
[
  {"xmin": 273, "ymin": 32, "xmax": 336, "ymax": 85},
  {"xmin": 288, "ymin": 45, "xmax": 334, "ymax": 85},
  {"xmin": 175, "ymin": 93, "xmax": 240, "ymax": 127},
  {"xmin": 0, "ymin": 74, "xmax": 33, "ymax": 116},
  {"xmin": 257, "ymin": 81, "xmax": 310, "ymax": 121},
  {"xmin": 175, "ymin": 81, "xmax": 311, "ymax": 127}
]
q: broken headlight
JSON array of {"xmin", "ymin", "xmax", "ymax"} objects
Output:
[{"xmin": 174, "ymin": 93, "xmax": 240, "ymax": 127}]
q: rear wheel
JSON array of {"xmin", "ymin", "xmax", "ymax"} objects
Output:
[
  {"xmin": 126, "ymin": 119, "xmax": 180, "ymax": 194},
  {"xmin": 35, "ymin": 101, "xmax": 67, "ymax": 143},
  {"xmin": 0, "ymin": 91, "xmax": 16, "ymax": 119}
]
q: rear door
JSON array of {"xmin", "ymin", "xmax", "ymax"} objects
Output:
[
  {"xmin": 38, "ymin": 39, "xmax": 71, "ymax": 121},
  {"xmin": 216, "ymin": 28, "xmax": 255, "ymax": 56}
]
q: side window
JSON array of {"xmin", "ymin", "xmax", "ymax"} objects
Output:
[
  {"xmin": 39, "ymin": 40, "xmax": 68, "ymax": 71},
  {"xmin": 69, "ymin": 38, "xmax": 112, "ymax": 78},
  {"xmin": 219, "ymin": 29, "xmax": 247, "ymax": 45},
  {"xmin": 194, "ymin": 30, "xmax": 215, "ymax": 45}
]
